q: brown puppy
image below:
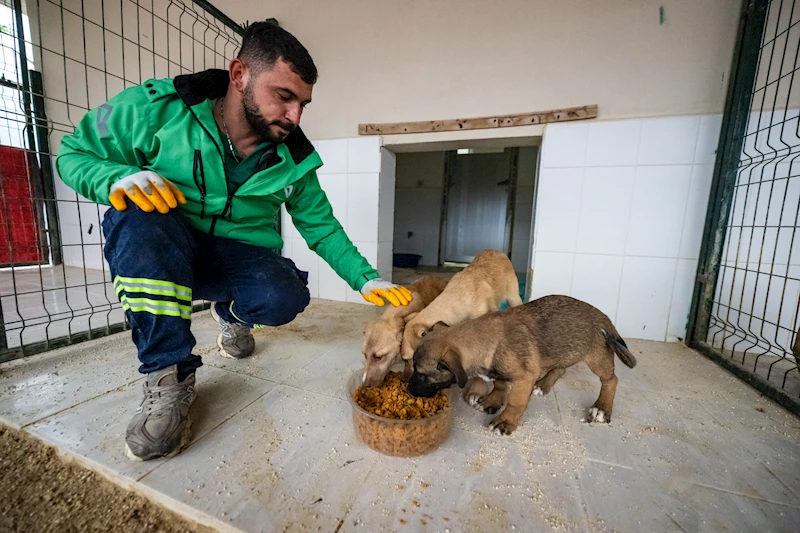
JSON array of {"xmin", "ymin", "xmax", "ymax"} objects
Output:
[
  {"xmin": 400, "ymin": 250, "xmax": 522, "ymax": 369},
  {"xmin": 361, "ymin": 275, "xmax": 449, "ymax": 386},
  {"xmin": 408, "ymin": 295, "xmax": 637, "ymax": 435}
]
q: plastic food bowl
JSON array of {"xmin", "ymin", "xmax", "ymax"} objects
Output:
[{"xmin": 346, "ymin": 370, "xmax": 454, "ymax": 457}]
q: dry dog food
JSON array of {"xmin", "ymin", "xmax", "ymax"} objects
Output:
[
  {"xmin": 348, "ymin": 370, "xmax": 452, "ymax": 457},
  {"xmin": 353, "ymin": 371, "xmax": 449, "ymax": 419}
]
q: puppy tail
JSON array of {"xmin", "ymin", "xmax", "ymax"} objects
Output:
[{"xmin": 603, "ymin": 328, "xmax": 637, "ymax": 369}]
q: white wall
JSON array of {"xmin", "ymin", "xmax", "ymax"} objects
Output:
[
  {"xmin": 220, "ymin": 0, "xmax": 739, "ymax": 140},
  {"xmin": 532, "ymin": 115, "xmax": 722, "ymax": 342},
  {"xmin": 281, "ymin": 136, "xmax": 393, "ymax": 303},
  {"xmin": 393, "ymin": 152, "xmax": 445, "ymax": 266}
]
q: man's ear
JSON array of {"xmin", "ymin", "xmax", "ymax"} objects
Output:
[
  {"xmin": 228, "ymin": 58, "xmax": 248, "ymax": 92},
  {"xmin": 441, "ymin": 348, "xmax": 467, "ymax": 388},
  {"xmin": 430, "ymin": 321, "xmax": 449, "ymax": 333}
]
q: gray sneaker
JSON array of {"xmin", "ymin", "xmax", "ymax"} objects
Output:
[
  {"xmin": 211, "ymin": 303, "xmax": 255, "ymax": 359},
  {"xmin": 124, "ymin": 365, "xmax": 196, "ymax": 461}
]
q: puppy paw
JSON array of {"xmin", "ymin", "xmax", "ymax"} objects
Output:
[
  {"xmin": 489, "ymin": 418, "xmax": 517, "ymax": 436},
  {"xmin": 586, "ymin": 407, "xmax": 610, "ymax": 423},
  {"xmin": 477, "ymin": 396, "xmax": 504, "ymax": 415},
  {"xmin": 532, "ymin": 386, "xmax": 544, "ymax": 397},
  {"xmin": 465, "ymin": 393, "xmax": 483, "ymax": 409}
]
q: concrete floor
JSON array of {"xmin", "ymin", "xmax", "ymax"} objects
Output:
[{"xmin": 0, "ymin": 299, "xmax": 799, "ymax": 532}]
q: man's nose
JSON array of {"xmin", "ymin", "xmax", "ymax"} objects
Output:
[{"xmin": 285, "ymin": 103, "xmax": 302, "ymax": 125}]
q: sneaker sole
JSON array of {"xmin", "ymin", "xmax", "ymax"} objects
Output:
[{"xmin": 124, "ymin": 395, "xmax": 197, "ymax": 462}]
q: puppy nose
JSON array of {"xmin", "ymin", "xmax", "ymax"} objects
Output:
[{"xmin": 362, "ymin": 370, "xmax": 367, "ymax": 384}]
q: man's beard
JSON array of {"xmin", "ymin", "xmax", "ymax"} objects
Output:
[{"xmin": 242, "ymin": 82, "xmax": 295, "ymax": 144}]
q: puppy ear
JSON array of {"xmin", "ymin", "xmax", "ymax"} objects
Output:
[
  {"xmin": 441, "ymin": 348, "xmax": 467, "ymax": 388},
  {"xmin": 402, "ymin": 359, "xmax": 414, "ymax": 381},
  {"xmin": 430, "ymin": 321, "xmax": 449, "ymax": 332},
  {"xmin": 413, "ymin": 322, "xmax": 431, "ymax": 339},
  {"xmin": 404, "ymin": 312, "xmax": 419, "ymax": 324}
]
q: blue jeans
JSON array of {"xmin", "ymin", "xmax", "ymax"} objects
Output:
[{"xmin": 102, "ymin": 206, "xmax": 310, "ymax": 378}]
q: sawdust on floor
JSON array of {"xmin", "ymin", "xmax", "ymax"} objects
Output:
[{"xmin": 0, "ymin": 423, "xmax": 211, "ymax": 533}]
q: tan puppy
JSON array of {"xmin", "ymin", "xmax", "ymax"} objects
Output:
[
  {"xmin": 400, "ymin": 250, "xmax": 522, "ymax": 368},
  {"xmin": 361, "ymin": 275, "xmax": 449, "ymax": 386},
  {"xmin": 408, "ymin": 295, "xmax": 637, "ymax": 435}
]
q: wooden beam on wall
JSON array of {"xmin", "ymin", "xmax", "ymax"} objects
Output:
[{"xmin": 358, "ymin": 104, "xmax": 598, "ymax": 136}]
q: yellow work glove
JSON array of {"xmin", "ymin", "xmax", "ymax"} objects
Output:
[
  {"xmin": 109, "ymin": 170, "xmax": 186, "ymax": 214},
  {"xmin": 360, "ymin": 278, "xmax": 413, "ymax": 307}
]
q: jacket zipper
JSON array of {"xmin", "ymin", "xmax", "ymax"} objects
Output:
[
  {"xmin": 192, "ymin": 150, "xmax": 207, "ymax": 219},
  {"xmin": 208, "ymin": 191, "xmax": 234, "ymax": 236},
  {"xmin": 186, "ymin": 102, "xmax": 223, "ymax": 234}
]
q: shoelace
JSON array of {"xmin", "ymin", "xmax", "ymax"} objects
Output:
[
  {"xmin": 220, "ymin": 319, "xmax": 249, "ymax": 339},
  {"xmin": 137, "ymin": 383, "xmax": 194, "ymax": 414}
]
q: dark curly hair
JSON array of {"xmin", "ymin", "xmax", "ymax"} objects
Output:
[{"xmin": 238, "ymin": 22, "xmax": 318, "ymax": 84}]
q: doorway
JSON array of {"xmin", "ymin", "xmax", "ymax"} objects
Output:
[{"xmin": 391, "ymin": 144, "xmax": 539, "ymax": 299}]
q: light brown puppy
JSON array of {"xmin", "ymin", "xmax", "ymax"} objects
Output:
[
  {"xmin": 361, "ymin": 275, "xmax": 449, "ymax": 386},
  {"xmin": 408, "ymin": 295, "xmax": 637, "ymax": 435},
  {"xmin": 400, "ymin": 250, "xmax": 522, "ymax": 368}
]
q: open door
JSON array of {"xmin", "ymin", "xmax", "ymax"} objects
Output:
[{"xmin": 442, "ymin": 149, "xmax": 516, "ymax": 263}]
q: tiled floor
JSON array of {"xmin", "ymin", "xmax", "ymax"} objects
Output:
[{"xmin": 1, "ymin": 299, "xmax": 799, "ymax": 532}]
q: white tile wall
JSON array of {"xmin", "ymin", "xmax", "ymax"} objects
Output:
[
  {"xmin": 694, "ymin": 115, "xmax": 723, "ymax": 165},
  {"xmin": 541, "ymin": 122, "xmax": 588, "ymax": 168},
  {"xmin": 585, "ymin": 121, "xmax": 641, "ymax": 167},
  {"xmin": 318, "ymin": 261, "xmax": 349, "ymax": 302},
  {"xmin": 531, "ymin": 252, "xmax": 574, "ymax": 299},
  {"xmin": 280, "ymin": 237, "xmax": 293, "ymax": 258},
  {"xmin": 575, "ymin": 167, "xmax": 635, "ymax": 255},
  {"xmin": 314, "ymin": 140, "xmax": 348, "ymax": 174},
  {"xmin": 317, "ymin": 174, "xmax": 348, "ymax": 222},
  {"xmin": 347, "ymin": 137, "xmax": 382, "ymax": 174},
  {"xmin": 532, "ymin": 115, "xmax": 722, "ymax": 342},
  {"xmin": 570, "ymin": 254, "xmax": 624, "ymax": 321},
  {"xmin": 667, "ymin": 259, "xmax": 698, "ymax": 341},
  {"xmin": 346, "ymin": 173, "xmax": 380, "ymax": 243},
  {"xmin": 534, "ymin": 168, "xmax": 583, "ymax": 252},
  {"xmin": 637, "ymin": 116, "xmax": 700, "ymax": 165},
  {"xmin": 679, "ymin": 165, "xmax": 714, "ymax": 259},
  {"xmin": 625, "ymin": 165, "xmax": 693, "ymax": 257},
  {"xmin": 616, "ymin": 256, "xmax": 678, "ymax": 341}
]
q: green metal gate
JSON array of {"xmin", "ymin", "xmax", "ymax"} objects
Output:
[
  {"xmin": 688, "ymin": 0, "xmax": 800, "ymax": 415},
  {"xmin": 0, "ymin": 0, "xmax": 245, "ymax": 362}
]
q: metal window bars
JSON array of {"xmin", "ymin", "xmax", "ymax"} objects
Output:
[
  {"xmin": 0, "ymin": 0, "xmax": 243, "ymax": 363},
  {"xmin": 689, "ymin": 0, "xmax": 800, "ymax": 415}
]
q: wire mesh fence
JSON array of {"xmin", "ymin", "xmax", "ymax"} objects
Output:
[
  {"xmin": 690, "ymin": 0, "xmax": 800, "ymax": 415},
  {"xmin": 0, "ymin": 0, "xmax": 243, "ymax": 362}
]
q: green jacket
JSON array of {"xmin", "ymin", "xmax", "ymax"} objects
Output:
[{"xmin": 56, "ymin": 69, "xmax": 379, "ymax": 291}]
